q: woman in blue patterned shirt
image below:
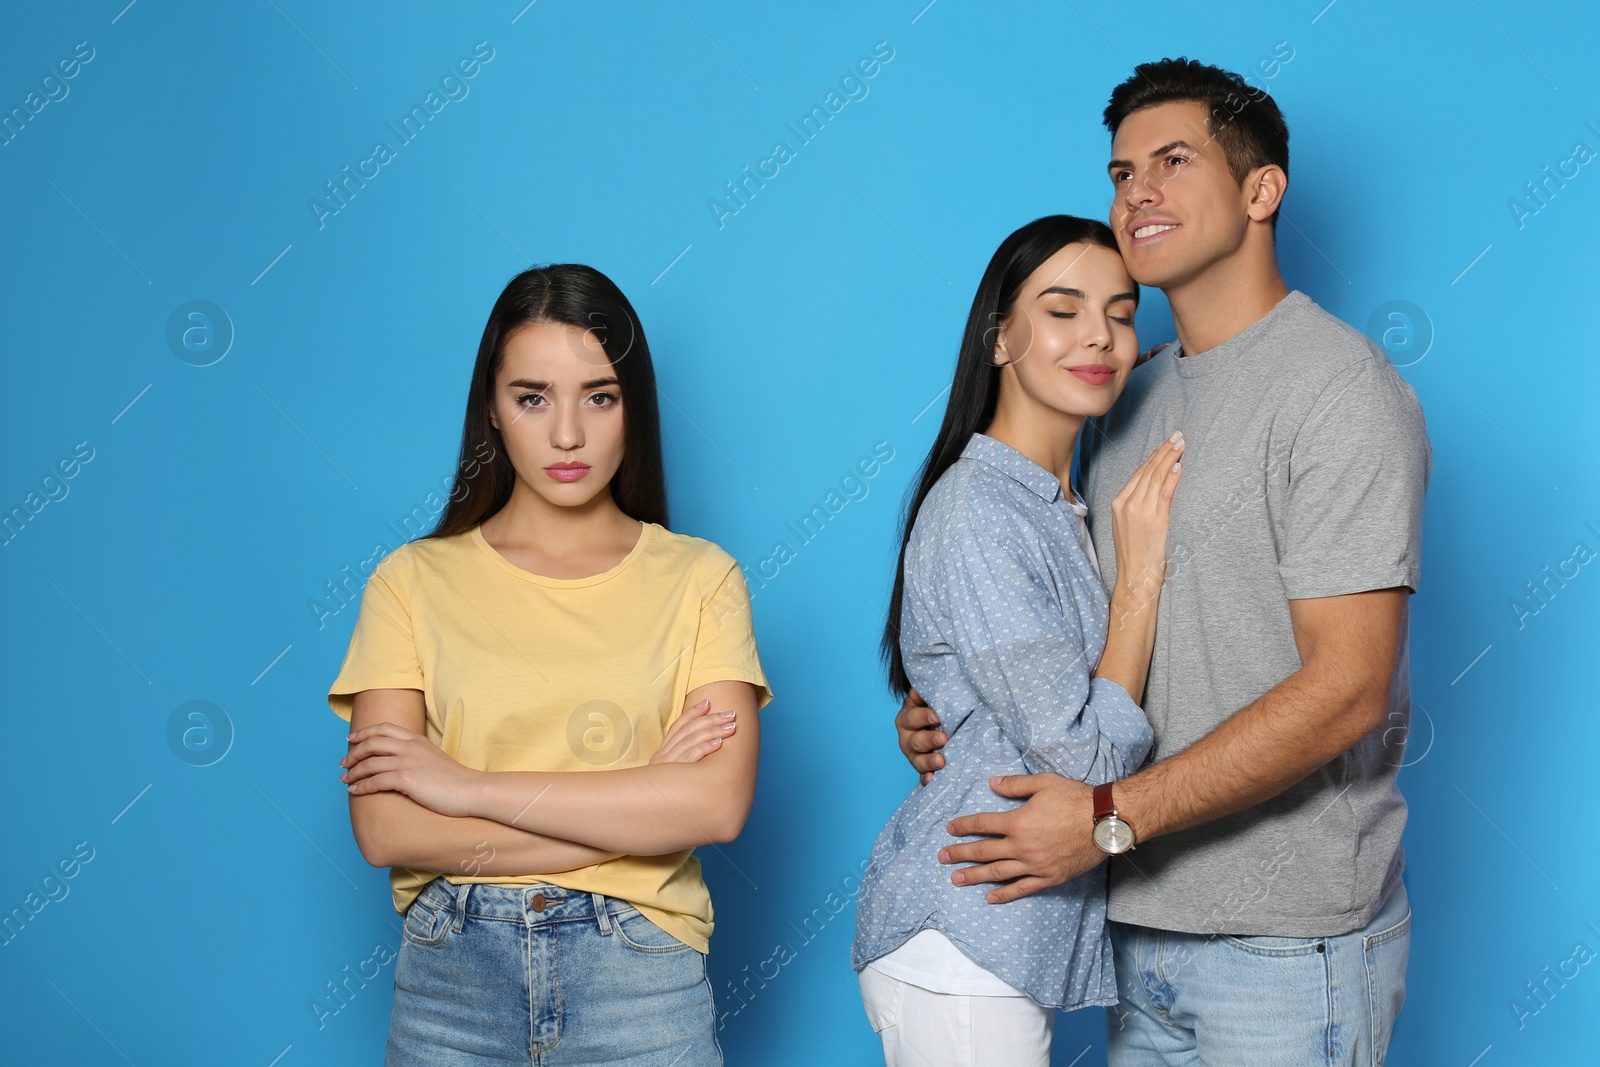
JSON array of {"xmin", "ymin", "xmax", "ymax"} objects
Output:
[{"xmin": 852, "ymin": 215, "xmax": 1184, "ymax": 1066}]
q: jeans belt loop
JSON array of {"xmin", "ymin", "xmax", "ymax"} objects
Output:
[
  {"xmin": 593, "ymin": 892, "xmax": 613, "ymax": 935},
  {"xmin": 451, "ymin": 880, "xmax": 467, "ymax": 933}
]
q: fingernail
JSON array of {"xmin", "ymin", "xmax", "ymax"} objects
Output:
[
  {"xmin": 710, "ymin": 737, "xmax": 722, "ymax": 747},
  {"xmin": 1173, "ymin": 436, "xmax": 1185, "ymax": 449},
  {"xmin": 1168, "ymin": 431, "xmax": 1182, "ymax": 443},
  {"xmin": 721, "ymin": 710, "xmax": 736, "ymax": 719},
  {"xmin": 952, "ymin": 871, "xmax": 965, "ymax": 885},
  {"xmin": 1173, "ymin": 462, "xmax": 1181, "ymax": 471},
  {"xmin": 697, "ymin": 698, "xmax": 710, "ymax": 709}
]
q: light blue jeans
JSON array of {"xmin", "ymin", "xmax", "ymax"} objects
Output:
[
  {"xmin": 386, "ymin": 876, "xmax": 722, "ymax": 1066},
  {"xmin": 1105, "ymin": 880, "xmax": 1410, "ymax": 1066}
]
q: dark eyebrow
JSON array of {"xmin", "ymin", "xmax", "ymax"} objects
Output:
[
  {"xmin": 1150, "ymin": 139, "xmax": 1200, "ymax": 158},
  {"xmin": 1036, "ymin": 286, "xmax": 1140, "ymax": 306},
  {"xmin": 1107, "ymin": 139, "xmax": 1203, "ymax": 173},
  {"xmin": 507, "ymin": 377, "xmax": 620, "ymax": 390}
]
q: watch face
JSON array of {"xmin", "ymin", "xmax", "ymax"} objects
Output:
[{"xmin": 1094, "ymin": 816, "xmax": 1135, "ymax": 854}]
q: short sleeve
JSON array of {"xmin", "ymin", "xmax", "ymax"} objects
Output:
[
  {"xmin": 1278, "ymin": 355, "xmax": 1432, "ymax": 600},
  {"xmin": 326, "ymin": 555, "xmax": 425, "ymax": 721},
  {"xmin": 685, "ymin": 547, "xmax": 773, "ymax": 710}
]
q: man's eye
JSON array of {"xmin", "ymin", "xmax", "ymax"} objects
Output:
[
  {"xmin": 1166, "ymin": 155, "xmax": 1189, "ymax": 167},
  {"xmin": 1113, "ymin": 171, "xmax": 1131, "ymax": 183}
]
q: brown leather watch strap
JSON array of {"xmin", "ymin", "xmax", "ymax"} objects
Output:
[{"xmin": 1093, "ymin": 782, "xmax": 1115, "ymax": 822}]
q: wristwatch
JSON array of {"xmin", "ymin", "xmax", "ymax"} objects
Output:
[{"xmin": 1092, "ymin": 782, "xmax": 1137, "ymax": 855}]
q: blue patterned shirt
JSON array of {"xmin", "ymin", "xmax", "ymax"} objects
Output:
[{"xmin": 851, "ymin": 432, "xmax": 1155, "ymax": 1010}]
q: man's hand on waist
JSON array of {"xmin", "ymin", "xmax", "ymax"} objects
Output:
[
  {"xmin": 895, "ymin": 687, "xmax": 947, "ymax": 786},
  {"xmin": 940, "ymin": 773, "xmax": 1101, "ymax": 904}
]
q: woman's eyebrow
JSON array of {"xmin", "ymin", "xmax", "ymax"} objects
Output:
[
  {"xmin": 506, "ymin": 377, "xmax": 620, "ymax": 389},
  {"xmin": 1035, "ymin": 287, "xmax": 1139, "ymax": 305}
]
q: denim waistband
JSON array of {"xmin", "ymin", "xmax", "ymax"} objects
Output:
[{"xmin": 413, "ymin": 876, "xmax": 637, "ymax": 934}]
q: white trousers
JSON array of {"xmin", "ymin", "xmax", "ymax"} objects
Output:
[{"xmin": 859, "ymin": 965, "xmax": 1054, "ymax": 1067}]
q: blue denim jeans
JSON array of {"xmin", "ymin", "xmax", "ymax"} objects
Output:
[
  {"xmin": 386, "ymin": 876, "xmax": 723, "ymax": 1066},
  {"xmin": 1105, "ymin": 880, "xmax": 1410, "ymax": 1066}
]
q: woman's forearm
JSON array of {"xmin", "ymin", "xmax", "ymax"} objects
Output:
[
  {"xmin": 360, "ymin": 789, "xmax": 620, "ymax": 873},
  {"xmin": 1094, "ymin": 575, "xmax": 1161, "ymax": 703},
  {"xmin": 466, "ymin": 762, "xmax": 750, "ymax": 855},
  {"xmin": 461, "ymin": 680, "xmax": 762, "ymax": 854}
]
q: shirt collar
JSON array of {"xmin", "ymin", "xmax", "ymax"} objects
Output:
[{"xmin": 959, "ymin": 432, "xmax": 1067, "ymax": 506}]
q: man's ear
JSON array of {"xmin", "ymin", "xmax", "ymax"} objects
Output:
[{"xmin": 1246, "ymin": 164, "xmax": 1287, "ymax": 224}]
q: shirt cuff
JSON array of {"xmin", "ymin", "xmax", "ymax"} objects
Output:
[{"xmin": 1087, "ymin": 676, "xmax": 1155, "ymax": 765}]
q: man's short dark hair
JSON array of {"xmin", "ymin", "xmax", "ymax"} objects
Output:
[{"xmin": 1104, "ymin": 58, "xmax": 1290, "ymax": 225}]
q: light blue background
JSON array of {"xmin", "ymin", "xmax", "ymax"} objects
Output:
[{"xmin": 3, "ymin": 2, "xmax": 1597, "ymax": 1064}]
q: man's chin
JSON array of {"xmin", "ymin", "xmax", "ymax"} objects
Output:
[{"xmin": 1123, "ymin": 253, "xmax": 1187, "ymax": 290}]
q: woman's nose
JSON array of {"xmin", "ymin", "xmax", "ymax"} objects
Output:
[{"xmin": 551, "ymin": 405, "xmax": 584, "ymax": 448}]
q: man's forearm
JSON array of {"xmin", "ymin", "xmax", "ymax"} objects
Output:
[{"xmin": 1115, "ymin": 660, "xmax": 1386, "ymax": 843}]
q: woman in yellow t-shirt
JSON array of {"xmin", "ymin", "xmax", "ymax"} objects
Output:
[{"xmin": 328, "ymin": 263, "xmax": 771, "ymax": 1066}]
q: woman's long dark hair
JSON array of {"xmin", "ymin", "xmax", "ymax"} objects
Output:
[
  {"xmin": 425, "ymin": 263, "xmax": 669, "ymax": 540},
  {"xmin": 882, "ymin": 215, "xmax": 1126, "ymax": 696}
]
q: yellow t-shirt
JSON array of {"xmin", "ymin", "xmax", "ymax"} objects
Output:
[{"xmin": 327, "ymin": 521, "xmax": 772, "ymax": 953}]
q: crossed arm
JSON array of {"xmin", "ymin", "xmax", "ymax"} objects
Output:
[
  {"xmin": 899, "ymin": 588, "xmax": 1407, "ymax": 902},
  {"xmin": 342, "ymin": 678, "xmax": 760, "ymax": 873}
]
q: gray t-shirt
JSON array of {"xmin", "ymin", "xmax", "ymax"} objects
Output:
[{"xmin": 1079, "ymin": 289, "xmax": 1431, "ymax": 937}]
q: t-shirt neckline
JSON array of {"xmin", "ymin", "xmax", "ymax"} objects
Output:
[
  {"xmin": 1170, "ymin": 290, "xmax": 1309, "ymax": 378},
  {"xmin": 470, "ymin": 520, "xmax": 654, "ymax": 588}
]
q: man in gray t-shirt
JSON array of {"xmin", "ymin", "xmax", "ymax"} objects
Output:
[
  {"xmin": 897, "ymin": 58, "xmax": 1430, "ymax": 1064},
  {"xmin": 1079, "ymin": 288, "xmax": 1429, "ymax": 938}
]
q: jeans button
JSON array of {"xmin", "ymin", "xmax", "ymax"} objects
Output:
[{"xmin": 531, "ymin": 893, "xmax": 547, "ymax": 912}]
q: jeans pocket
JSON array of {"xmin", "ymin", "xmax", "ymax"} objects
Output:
[
  {"xmin": 1221, "ymin": 932, "xmax": 1326, "ymax": 958},
  {"xmin": 401, "ymin": 897, "xmax": 451, "ymax": 948},
  {"xmin": 612, "ymin": 905, "xmax": 692, "ymax": 954},
  {"xmin": 1363, "ymin": 906, "xmax": 1410, "ymax": 1065}
]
